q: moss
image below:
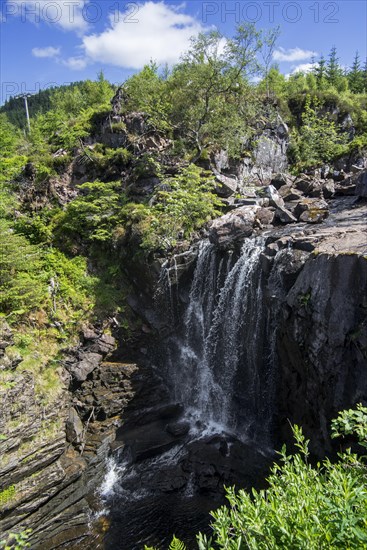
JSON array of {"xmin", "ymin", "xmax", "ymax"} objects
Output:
[
  {"xmin": 110, "ymin": 121, "xmax": 126, "ymax": 133},
  {"xmin": 299, "ymin": 291, "xmax": 312, "ymax": 307},
  {"xmin": 0, "ymin": 485, "xmax": 16, "ymax": 506}
]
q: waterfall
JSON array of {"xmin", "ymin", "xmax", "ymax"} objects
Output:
[{"xmin": 172, "ymin": 237, "xmax": 273, "ymax": 441}]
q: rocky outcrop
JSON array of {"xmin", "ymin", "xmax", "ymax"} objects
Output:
[
  {"xmin": 262, "ymin": 200, "xmax": 367, "ymax": 455},
  {"xmin": 0, "ymin": 324, "xmax": 141, "ymax": 549},
  {"xmin": 208, "ymin": 205, "xmax": 259, "ymax": 249},
  {"xmin": 277, "ymin": 249, "xmax": 367, "ymax": 455},
  {"xmin": 355, "ymin": 170, "xmax": 367, "ymax": 198},
  {"xmin": 164, "ymin": 196, "xmax": 367, "ymax": 457}
]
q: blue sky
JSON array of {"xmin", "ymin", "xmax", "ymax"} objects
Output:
[{"xmin": 1, "ymin": 0, "xmax": 366, "ymax": 104}]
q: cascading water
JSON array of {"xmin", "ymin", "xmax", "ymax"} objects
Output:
[
  {"xmin": 171, "ymin": 237, "xmax": 274, "ymax": 442},
  {"xmin": 98, "ymin": 236, "xmax": 280, "ymax": 548}
]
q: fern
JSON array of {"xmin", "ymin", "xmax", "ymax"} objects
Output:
[{"xmin": 169, "ymin": 536, "xmax": 186, "ymax": 550}]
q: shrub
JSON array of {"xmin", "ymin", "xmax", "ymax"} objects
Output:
[{"xmin": 197, "ymin": 407, "xmax": 367, "ymax": 550}]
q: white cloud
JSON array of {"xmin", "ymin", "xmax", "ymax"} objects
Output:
[
  {"xmin": 62, "ymin": 56, "xmax": 88, "ymax": 70},
  {"xmin": 82, "ymin": 1, "xmax": 206, "ymax": 69},
  {"xmin": 32, "ymin": 46, "xmax": 61, "ymax": 58},
  {"xmin": 273, "ymin": 47, "xmax": 317, "ymax": 62},
  {"xmin": 7, "ymin": 0, "xmax": 89, "ymax": 32},
  {"xmin": 291, "ymin": 62, "xmax": 316, "ymax": 74}
]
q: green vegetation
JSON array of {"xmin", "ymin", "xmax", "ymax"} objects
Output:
[
  {"xmin": 147, "ymin": 406, "xmax": 367, "ymax": 550},
  {"xmin": 198, "ymin": 405, "xmax": 367, "ymax": 550},
  {"xmin": 122, "ymin": 164, "xmax": 222, "ymax": 251},
  {"xmin": 0, "ymin": 486, "xmax": 16, "ymax": 506},
  {"xmin": 0, "ymin": 530, "xmax": 31, "ymax": 550},
  {"xmin": 0, "ymin": 25, "xmax": 366, "ymax": 463}
]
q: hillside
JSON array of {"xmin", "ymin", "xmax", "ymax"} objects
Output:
[{"xmin": 0, "ymin": 26, "xmax": 367, "ymax": 549}]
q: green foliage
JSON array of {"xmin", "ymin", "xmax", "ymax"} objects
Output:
[
  {"xmin": 54, "ymin": 180, "xmax": 127, "ymax": 244},
  {"xmin": 42, "ymin": 249, "xmax": 97, "ymax": 324},
  {"xmin": 0, "ymin": 115, "xmax": 26, "ymax": 216},
  {"xmin": 197, "ymin": 410, "xmax": 367, "ymax": 550},
  {"xmin": 144, "ymin": 536, "xmax": 186, "ymax": 550},
  {"xmin": 169, "ymin": 536, "xmax": 186, "ymax": 550},
  {"xmin": 289, "ymin": 95, "xmax": 348, "ymax": 170},
  {"xmin": 0, "ymin": 530, "xmax": 31, "ymax": 550},
  {"xmin": 0, "ymin": 220, "xmax": 46, "ymax": 315},
  {"xmin": 87, "ymin": 145, "xmax": 132, "ymax": 180},
  {"xmin": 123, "ymin": 164, "xmax": 222, "ymax": 252},
  {"xmin": 331, "ymin": 403, "xmax": 367, "ymax": 450},
  {"xmin": 14, "ymin": 209, "xmax": 56, "ymax": 245},
  {"xmin": 123, "ymin": 62, "xmax": 172, "ymax": 132},
  {"xmin": 0, "ymin": 485, "xmax": 16, "ymax": 506}
]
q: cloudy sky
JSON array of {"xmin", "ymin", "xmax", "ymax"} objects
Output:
[{"xmin": 1, "ymin": 0, "xmax": 366, "ymax": 104}]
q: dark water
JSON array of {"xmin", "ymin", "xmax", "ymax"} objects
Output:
[
  {"xmin": 104, "ymin": 492, "xmax": 220, "ymax": 550},
  {"xmin": 93, "ymin": 238, "xmax": 280, "ymax": 549}
]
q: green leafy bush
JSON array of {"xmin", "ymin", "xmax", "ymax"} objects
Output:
[
  {"xmin": 54, "ymin": 180, "xmax": 126, "ymax": 244},
  {"xmin": 123, "ymin": 164, "xmax": 222, "ymax": 252},
  {"xmin": 0, "ymin": 220, "xmax": 46, "ymax": 315},
  {"xmin": 0, "ymin": 529, "xmax": 31, "ymax": 550},
  {"xmin": 197, "ymin": 408, "xmax": 367, "ymax": 550},
  {"xmin": 289, "ymin": 95, "xmax": 348, "ymax": 170}
]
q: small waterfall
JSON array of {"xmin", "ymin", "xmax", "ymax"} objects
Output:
[{"xmin": 172, "ymin": 237, "xmax": 273, "ymax": 441}]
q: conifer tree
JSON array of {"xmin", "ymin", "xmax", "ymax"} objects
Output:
[
  {"xmin": 348, "ymin": 51, "xmax": 364, "ymax": 93},
  {"xmin": 326, "ymin": 46, "xmax": 343, "ymax": 87}
]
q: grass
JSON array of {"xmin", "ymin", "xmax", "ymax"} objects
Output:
[{"xmin": 6, "ymin": 327, "xmax": 68, "ymax": 405}]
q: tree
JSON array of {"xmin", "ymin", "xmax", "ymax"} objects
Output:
[
  {"xmin": 289, "ymin": 95, "xmax": 348, "ymax": 169},
  {"xmin": 0, "ymin": 114, "xmax": 26, "ymax": 217},
  {"xmin": 122, "ymin": 62, "xmax": 171, "ymax": 131},
  {"xmin": 169, "ymin": 24, "xmax": 264, "ymax": 158},
  {"xmin": 314, "ymin": 54, "xmax": 327, "ymax": 89},
  {"xmin": 0, "ymin": 220, "xmax": 46, "ymax": 315},
  {"xmin": 348, "ymin": 52, "xmax": 364, "ymax": 93},
  {"xmin": 326, "ymin": 46, "xmax": 344, "ymax": 89},
  {"xmin": 362, "ymin": 58, "xmax": 367, "ymax": 93},
  {"xmin": 260, "ymin": 26, "xmax": 281, "ymax": 98}
]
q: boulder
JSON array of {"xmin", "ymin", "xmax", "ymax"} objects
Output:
[
  {"xmin": 258, "ymin": 185, "xmax": 284, "ymax": 208},
  {"xmin": 209, "ymin": 206, "xmax": 259, "ymax": 249},
  {"xmin": 332, "ymin": 170, "xmax": 346, "ymax": 182},
  {"xmin": 69, "ymin": 352, "xmax": 103, "ymax": 382},
  {"xmin": 322, "ymin": 180, "xmax": 335, "ymax": 198},
  {"xmin": 275, "ymin": 205, "xmax": 297, "ymax": 224},
  {"xmin": 166, "ymin": 421, "xmax": 190, "ymax": 437},
  {"xmin": 234, "ymin": 198, "xmax": 258, "ymax": 206},
  {"xmin": 355, "ymin": 170, "xmax": 367, "ymax": 198},
  {"xmin": 81, "ymin": 328, "xmax": 99, "ymax": 342},
  {"xmin": 294, "ymin": 177, "xmax": 324, "ymax": 197},
  {"xmin": 270, "ymin": 173, "xmax": 293, "ymax": 190},
  {"xmin": 66, "ymin": 407, "xmax": 84, "ymax": 446},
  {"xmin": 90, "ymin": 334, "xmax": 116, "ymax": 355},
  {"xmin": 278, "ymin": 185, "xmax": 303, "ymax": 202},
  {"xmin": 0, "ymin": 321, "xmax": 13, "ymax": 350},
  {"xmin": 256, "ymin": 207, "xmax": 275, "ymax": 226},
  {"xmin": 295, "ymin": 198, "xmax": 329, "ymax": 224},
  {"xmin": 214, "ymin": 172, "xmax": 238, "ymax": 197}
]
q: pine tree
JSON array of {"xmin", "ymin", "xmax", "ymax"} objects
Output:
[
  {"xmin": 314, "ymin": 55, "xmax": 327, "ymax": 89},
  {"xmin": 348, "ymin": 51, "xmax": 364, "ymax": 93},
  {"xmin": 363, "ymin": 58, "xmax": 367, "ymax": 92},
  {"xmin": 326, "ymin": 46, "xmax": 343, "ymax": 87}
]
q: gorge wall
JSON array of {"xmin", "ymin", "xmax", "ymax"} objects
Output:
[{"xmin": 1, "ymin": 99, "xmax": 367, "ymax": 547}]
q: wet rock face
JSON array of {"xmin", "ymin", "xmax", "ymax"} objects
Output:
[{"xmin": 277, "ymin": 251, "xmax": 367, "ymax": 456}]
